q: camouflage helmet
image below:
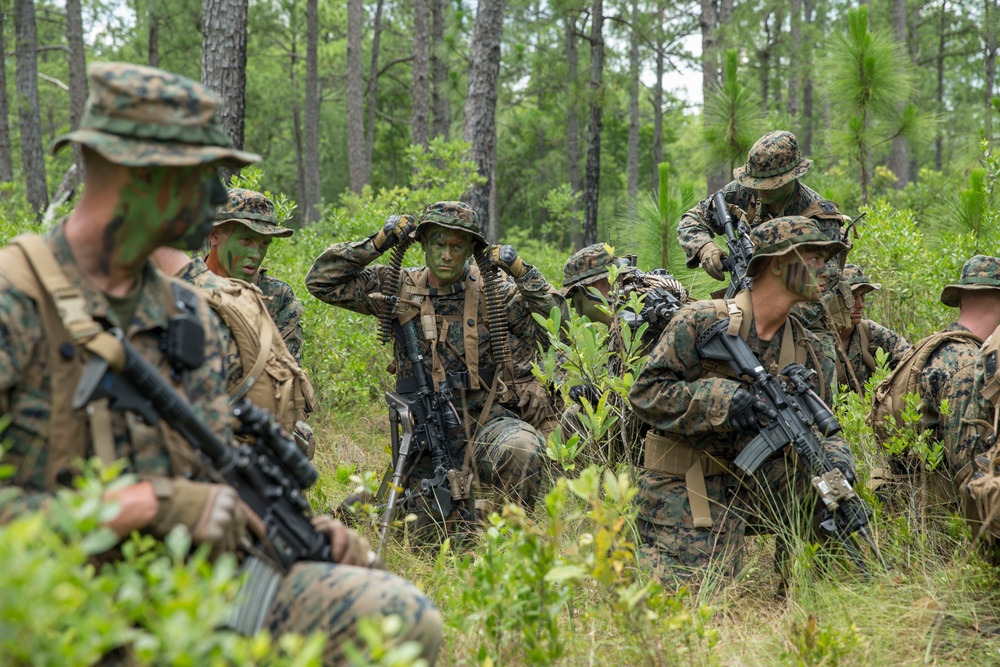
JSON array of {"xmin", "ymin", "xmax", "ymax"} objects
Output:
[
  {"xmin": 414, "ymin": 201, "xmax": 487, "ymax": 249},
  {"xmin": 842, "ymin": 264, "xmax": 881, "ymax": 295},
  {"xmin": 733, "ymin": 130, "xmax": 812, "ymax": 191},
  {"xmin": 51, "ymin": 62, "xmax": 259, "ymax": 168},
  {"xmin": 746, "ymin": 216, "xmax": 847, "ymax": 277},
  {"xmin": 562, "ymin": 243, "xmax": 633, "ymax": 293},
  {"xmin": 940, "ymin": 255, "xmax": 1000, "ymax": 307},
  {"xmin": 214, "ymin": 188, "xmax": 294, "ymax": 238}
]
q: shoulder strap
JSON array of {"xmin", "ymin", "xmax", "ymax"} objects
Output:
[{"xmin": 858, "ymin": 321, "xmax": 877, "ymax": 372}]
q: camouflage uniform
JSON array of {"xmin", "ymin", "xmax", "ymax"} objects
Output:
[
  {"xmin": 306, "ymin": 201, "xmax": 565, "ymax": 528},
  {"xmin": 628, "ymin": 217, "xmax": 853, "ymax": 578},
  {"xmin": 838, "ymin": 264, "xmax": 911, "ymax": 390},
  {"xmin": 0, "ymin": 62, "xmax": 440, "ymax": 666},
  {"xmin": 212, "ymin": 188, "xmax": 305, "ymax": 364}
]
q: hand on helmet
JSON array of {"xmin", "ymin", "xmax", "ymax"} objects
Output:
[
  {"xmin": 373, "ymin": 214, "xmax": 416, "ymax": 252},
  {"xmin": 488, "ymin": 244, "xmax": 528, "ymax": 278}
]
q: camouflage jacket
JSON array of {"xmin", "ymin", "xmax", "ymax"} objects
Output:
[
  {"xmin": 842, "ymin": 319, "xmax": 911, "ymax": 388},
  {"xmin": 0, "ymin": 224, "xmax": 231, "ymax": 516},
  {"xmin": 918, "ymin": 322, "xmax": 982, "ymax": 444},
  {"xmin": 177, "ymin": 257, "xmax": 242, "ymax": 391},
  {"xmin": 254, "ymin": 268, "xmax": 304, "ymax": 365},
  {"xmin": 678, "ymin": 180, "xmax": 830, "ymax": 268},
  {"xmin": 628, "ymin": 298, "xmax": 851, "ymax": 469},
  {"xmin": 305, "ymin": 237, "xmax": 565, "ymax": 426}
]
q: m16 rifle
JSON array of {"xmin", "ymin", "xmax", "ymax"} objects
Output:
[
  {"xmin": 375, "ymin": 318, "xmax": 475, "ymax": 556},
  {"xmin": 72, "ymin": 328, "xmax": 334, "ymax": 635},
  {"xmin": 711, "ymin": 191, "xmax": 755, "ymax": 298},
  {"xmin": 696, "ymin": 318, "xmax": 888, "ymax": 576}
]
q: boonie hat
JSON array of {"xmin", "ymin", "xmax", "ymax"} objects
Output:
[
  {"xmin": 733, "ymin": 130, "xmax": 812, "ymax": 191},
  {"xmin": 941, "ymin": 255, "xmax": 1000, "ymax": 307},
  {"xmin": 214, "ymin": 188, "xmax": 294, "ymax": 238},
  {"xmin": 414, "ymin": 201, "xmax": 487, "ymax": 249},
  {"xmin": 746, "ymin": 216, "xmax": 847, "ymax": 277},
  {"xmin": 842, "ymin": 264, "xmax": 881, "ymax": 295},
  {"xmin": 562, "ymin": 243, "xmax": 634, "ymax": 292}
]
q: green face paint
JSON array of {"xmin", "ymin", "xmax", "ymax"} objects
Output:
[
  {"xmin": 424, "ymin": 227, "xmax": 471, "ymax": 286},
  {"xmin": 215, "ymin": 224, "xmax": 272, "ymax": 280},
  {"xmin": 755, "ymin": 180, "xmax": 796, "ymax": 206},
  {"xmin": 781, "ymin": 248, "xmax": 824, "ymax": 300}
]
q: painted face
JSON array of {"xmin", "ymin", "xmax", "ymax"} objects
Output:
[
  {"xmin": 780, "ymin": 247, "xmax": 826, "ymax": 300},
  {"xmin": 571, "ymin": 283, "xmax": 612, "ymax": 325},
  {"xmin": 216, "ymin": 223, "xmax": 273, "ymax": 280},
  {"xmin": 755, "ymin": 180, "xmax": 796, "ymax": 206},
  {"xmin": 424, "ymin": 227, "xmax": 472, "ymax": 286},
  {"xmin": 851, "ymin": 289, "xmax": 866, "ymax": 326}
]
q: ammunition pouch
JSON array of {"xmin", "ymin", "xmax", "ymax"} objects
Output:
[{"xmin": 642, "ymin": 430, "xmax": 733, "ymax": 530}]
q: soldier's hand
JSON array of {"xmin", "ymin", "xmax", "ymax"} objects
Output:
[
  {"xmin": 312, "ymin": 515, "xmax": 381, "ymax": 569},
  {"xmin": 373, "ymin": 214, "xmax": 416, "ymax": 252},
  {"xmin": 698, "ymin": 244, "xmax": 728, "ymax": 281},
  {"xmin": 148, "ymin": 479, "xmax": 247, "ymax": 555},
  {"xmin": 833, "ymin": 461, "xmax": 857, "ymax": 486},
  {"xmin": 516, "ymin": 381, "xmax": 548, "ymax": 423},
  {"xmin": 728, "ymin": 388, "xmax": 777, "ymax": 433},
  {"xmin": 727, "ymin": 203, "xmax": 748, "ymax": 223},
  {"xmin": 488, "ymin": 244, "xmax": 528, "ymax": 278},
  {"xmin": 569, "ymin": 383, "xmax": 600, "ymax": 407}
]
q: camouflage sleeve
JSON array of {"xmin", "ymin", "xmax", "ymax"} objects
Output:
[
  {"xmin": 305, "ymin": 239, "xmax": 390, "ymax": 317},
  {"xmin": 950, "ymin": 368, "xmax": 996, "ymax": 484},
  {"xmin": 676, "ymin": 181, "xmax": 750, "ymax": 268},
  {"xmin": 866, "ymin": 321, "xmax": 911, "ymax": 370},
  {"xmin": 506, "ymin": 266, "xmax": 569, "ymax": 341},
  {"xmin": 628, "ymin": 302, "xmax": 743, "ymax": 435}
]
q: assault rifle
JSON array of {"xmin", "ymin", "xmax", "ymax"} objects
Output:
[
  {"xmin": 618, "ymin": 280, "xmax": 683, "ymax": 337},
  {"xmin": 72, "ymin": 328, "xmax": 331, "ymax": 635},
  {"xmin": 711, "ymin": 191, "xmax": 755, "ymax": 298},
  {"xmin": 696, "ymin": 319, "xmax": 888, "ymax": 575},
  {"xmin": 375, "ymin": 318, "xmax": 474, "ymax": 556}
]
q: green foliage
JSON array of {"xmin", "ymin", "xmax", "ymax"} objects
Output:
[
  {"xmin": 702, "ymin": 49, "xmax": 766, "ymax": 175},
  {"xmin": 782, "ymin": 615, "xmax": 861, "ymax": 667},
  {"xmin": 229, "ymin": 167, "xmax": 300, "ymax": 224}
]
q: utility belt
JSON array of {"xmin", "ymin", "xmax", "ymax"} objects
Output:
[
  {"xmin": 395, "ymin": 369, "xmax": 495, "ymax": 395},
  {"xmin": 642, "ymin": 430, "xmax": 734, "ymax": 529}
]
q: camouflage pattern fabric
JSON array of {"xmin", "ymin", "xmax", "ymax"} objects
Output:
[
  {"xmin": 842, "ymin": 264, "xmax": 881, "ymax": 293},
  {"xmin": 267, "ymin": 562, "xmax": 442, "ymax": 665},
  {"xmin": 51, "ymin": 62, "xmax": 258, "ymax": 168},
  {"xmin": 215, "ymin": 188, "xmax": 294, "ymax": 238},
  {"xmin": 254, "ymin": 268, "xmax": 304, "ymax": 364},
  {"xmin": 562, "ymin": 243, "xmax": 630, "ymax": 291},
  {"xmin": 305, "ymin": 234, "xmax": 565, "ymax": 519},
  {"xmin": 413, "ymin": 200, "xmax": 488, "ymax": 248},
  {"xmin": 917, "ymin": 322, "xmax": 982, "ymax": 445},
  {"xmin": 842, "ymin": 320, "xmax": 911, "ymax": 388},
  {"xmin": 628, "ymin": 297, "xmax": 852, "ymax": 577},
  {"xmin": 732, "ymin": 130, "xmax": 813, "ymax": 190},
  {"xmin": 940, "ymin": 254, "xmax": 1000, "ymax": 307}
]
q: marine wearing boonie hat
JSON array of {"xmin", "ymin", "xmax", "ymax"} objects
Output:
[
  {"xmin": 745, "ymin": 216, "xmax": 847, "ymax": 277},
  {"xmin": 732, "ymin": 130, "xmax": 812, "ymax": 191},
  {"xmin": 414, "ymin": 201, "xmax": 487, "ymax": 249},
  {"xmin": 214, "ymin": 188, "xmax": 294, "ymax": 238},
  {"xmin": 51, "ymin": 61, "xmax": 258, "ymax": 167},
  {"xmin": 562, "ymin": 243, "xmax": 634, "ymax": 295},
  {"xmin": 940, "ymin": 255, "xmax": 1000, "ymax": 307},
  {"xmin": 842, "ymin": 264, "xmax": 881, "ymax": 296}
]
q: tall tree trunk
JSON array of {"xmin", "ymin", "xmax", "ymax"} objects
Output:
[
  {"xmin": 201, "ymin": 0, "xmax": 248, "ymax": 151},
  {"xmin": 652, "ymin": 13, "xmax": 664, "ymax": 197},
  {"xmin": 626, "ymin": 0, "xmax": 640, "ymax": 197},
  {"xmin": 365, "ymin": 0, "xmax": 385, "ymax": 174},
  {"xmin": 985, "ymin": 0, "xmax": 998, "ymax": 140},
  {"xmin": 701, "ymin": 0, "xmax": 726, "ymax": 192},
  {"xmin": 788, "ymin": 0, "xmax": 801, "ymax": 119},
  {"xmin": 566, "ymin": 14, "xmax": 581, "ymax": 194},
  {"xmin": 583, "ymin": 0, "xmax": 604, "ymax": 245},
  {"xmin": 801, "ymin": 0, "xmax": 815, "ymax": 154},
  {"xmin": 888, "ymin": 0, "xmax": 909, "ymax": 186},
  {"xmin": 148, "ymin": 0, "xmax": 160, "ymax": 66},
  {"xmin": 431, "ymin": 0, "xmax": 450, "ymax": 139},
  {"xmin": 66, "ymin": 0, "xmax": 87, "ymax": 181},
  {"xmin": 462, "ymin": 0, "xmax": 505, "ymax": 241},
  {"xmin": 346, "ymin": 0, "xmax": 368, "ymax": 192},
  {"xmin": 302, "ymin": 0, "xmax": 321, "ymax": 224},
  {"xmin": 290, "ymin": 46, "xmax": 306, "ymax": 212},
  {"xmin": 935, "ymin": 1, "xmax": 946, "ymax": 171},
  {"xmin": 0, "ymin": 9, "xmax": 16, "ymax": 185},
  {"xmin": 14, "ymin": 0, "xmax": 48, "ymax": 214},
  {"xmin": 412, "ymin": 0, "xmax": 431, "ymax": 149}
]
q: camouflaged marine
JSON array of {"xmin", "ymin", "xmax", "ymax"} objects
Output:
[
  {"xmin": 837, "ymin": 264, "xmax": 911, "ymax": 392},
  {"xmin": 0, "ymin": 62, "xmax": 441, "ymax": 666},
  {"xmin": 306, "ymin": 201, "xmax": 567, "ymax": 539},
  {"xmin": 628, "ymin": 216, "xmax": 855, "ymax": 578},
  {"xmin": 206, "ymin": 188, "xmax": 305, "ymax": 364}
]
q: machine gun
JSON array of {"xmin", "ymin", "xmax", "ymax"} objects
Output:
[
  {"xmin": 696, "ymin": 319, "xmax": 888, "ymax": 575},
  {"xmin": 375, "ymin": 318, "xmax": 474, "ymax": 556},
  {"xmin": 72, "ymin": 328, "xmax": 332, "ymax": 635},
  {"xmin": 711, "ymin": 191, "xmax": 755, "ymax": 298}
]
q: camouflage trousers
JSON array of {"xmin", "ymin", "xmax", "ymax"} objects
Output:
[
  {"xmin": 267, "ymin": 562, "xmax": 442, "ymax": 665},
  {"xmin": 636, "ymin": 450, "xmax": 819, "ymax": 580}
]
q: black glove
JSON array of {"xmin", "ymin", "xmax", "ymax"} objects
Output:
[
  {"xmin": 488, "ymin": 244, "xmax": 528, "ymax": 278},
  {"xmin": 833, "ymin": 461, "xmax": 856, "ymax": 486},
  {"xmin": 372, "ymin": 214, "xmax": 416, "ymax": 252},
  {"xmin": 728, "ymin": 387, "xmax": 777, "ymax": 432},
  {"xmin": 569, "ymin": 384, "xmax": 600, "ymax": 407}
]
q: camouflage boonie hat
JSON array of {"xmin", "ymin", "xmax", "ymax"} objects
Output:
[
  {"xmin": 842, "ymin": 264, "xmax": 881, "ymax": 295},
  {"xmin": 941, "ymin": 255, "xmax": 1000, "ymax": 307},
  {"xmin": 414, "ymin": 201, "xmax": 487, "ymax": 249},
  {"xmin": 214, "ymin": 188, "xmax": 293, "ymax": 238},
  {"xmin": 562, "ymin": 243, "xmax": 633, "ymax": 293},
  {"xmin": 733, "ymin": 130, "xmax": 812, "ymax": 191},
  {"xmin": 51, "ymin": 62, "xmax": 259, "ymax": 168},
  {"xmin": 746, "ymin": 216, "xmax": 847, "ymax": 277}
]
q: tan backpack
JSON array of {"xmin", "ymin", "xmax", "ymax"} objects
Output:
[
  {"xmin": 204, "ymin": 281, "xmax": 315, "ymax": 434},
  {"xmin": 866, "ymin": 329, "xmax": 981, "ymax": 443}
]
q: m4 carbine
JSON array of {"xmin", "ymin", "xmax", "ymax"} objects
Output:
[
  {"xmin": 73, "ymin": 328, "xmax": 332, "ymax": 635},
  {"xmin": 696, "ymin": 318, "xmax": 888, "ymax": 575},
  {"xmin": 710, "ymin": 191, "xmax": 755, "ymax": 298}
]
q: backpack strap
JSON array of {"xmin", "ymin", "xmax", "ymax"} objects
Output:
[{"xmin": 858, "ymin": 321, "xmax": 877, "ymax": 373}]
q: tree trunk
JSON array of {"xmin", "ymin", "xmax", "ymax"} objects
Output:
[
  {"xmin": 0, "ymin": 9, "xmax": 16, "ymax": 185},
  {"xmin": 412, "ymin": 0, "xmax": 431, "ymax": 149},
  {"xmin": 788, "ymin": 0, "xmax": 801, "ymax": 119},
  {"xmin": 583, "ymin": 0, "xmax": 604, "ymax": 245},
  {"xmin": 626, "ymin": 0, "xmax": 640, "ymax": 197},
  {"xmin": 346, "ymin": 0, "xmax": 368, "ymax": 192},
  {"xmin": 701, "ymin": 0, "xmax": 726, "ymax": 192},
  {"xmin": 462, "ymin": 0, "xmax": 505, "ymax": 241},
  {"xmin": 290, "ymin": 47, "xmax": 306, "ymax": 213},
  {"xmin": 935, "ymin": 1, "xmax": 946, "ymax": 171},
  {"xmin": 566, "ymin": 14, "xmax": 581, "ymax": 194},
  {"xmin": 302, "ymin": 0, "xmax": 321, "ymax": 224},
  {"xmin": 148, "ymin": 0, "xmax": 160, "ymax": 67},
  {"xmin": 431, "ymin": 0, "xmax": 450, "ymax": 139},
  {"xmin": 365, "ymin": 0, "xmax": 385, "ymax": 175},
  {"xmin": 14, "ymin": 0, "xmax": 48, "ymax": 214},
  {"xmin": 888, "ymin": 0, "xmax": 909, "ymax": 186},
  {"xmin": 652, "ymin": 14, "xmax": 664, "ymax": 197},
  {"xmin": 801, "ymin": 0, "xmax": 815, "ymax": 154},
  {"xmin": 985, "ymin": 0, "xmax": 997, "ymax": 141},
  {"xmin": 201, "ymin": 0, "xmax": 248, "ymax": 151},
  {"xmin": 66, "ymin": 0, "xmax": 87, "ymax": 181}
]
